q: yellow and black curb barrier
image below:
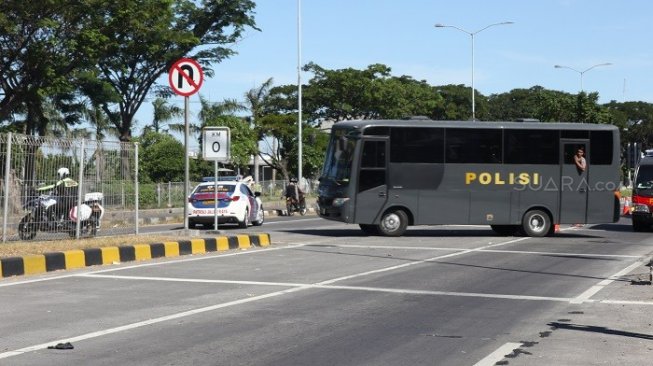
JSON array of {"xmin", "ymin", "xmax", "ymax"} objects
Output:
[{"xmin": 0, "ymin": 233, "xmax": 271, "ymax": 279}]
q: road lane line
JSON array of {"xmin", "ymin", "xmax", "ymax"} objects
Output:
[
  {"xmin": 571, "ymin": 260, "xmax": 644, "ymax": 304},
  {"xmin": 307, "ymin": 243, "xmax": 642, "ymax": 259},
  {"xmin": 317, "ymin": 237, "xmax": 531, "ymax": 285},
  {"xmin": 474, "ymin": 342, "xmax": 523, "ymax": 366},
  {"xmin": 80, "ymin": 273, "xmax": 574, "ymax": 302},
  {"xmin": 0, "ymin": 285, "xmax": 311, "ymax": 360},
  {"xmin": 1, "ymin": 234, "xmax": 649, "ymax": 360}
]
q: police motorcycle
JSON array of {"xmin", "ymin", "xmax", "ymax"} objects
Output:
[{"xmin": 18, "ymin": 168, "xmax": 105, "ymax": 240}]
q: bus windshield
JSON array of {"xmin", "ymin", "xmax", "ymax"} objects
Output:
[{"xmin": 321, "ymin": 128, "xmax": 356, "ymax": 185}]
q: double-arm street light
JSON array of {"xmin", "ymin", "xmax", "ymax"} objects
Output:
[
  {"xmin": 554, "ymin": 63, "xmax": 612, "ymax": 92},
  {"xmin": 434, "ymin": 21, "xmax": 514, "ymax": 121}
]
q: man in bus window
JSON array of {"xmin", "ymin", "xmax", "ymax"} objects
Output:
[
  {"xmin": 574, "ymin": 147, "xmax": 587, "ymax": 173},
  {"xmin": 572, "ymin": 147, "xmax": 587, "ymax": 228}
]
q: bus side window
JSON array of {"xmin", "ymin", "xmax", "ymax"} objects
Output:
[
  {"xmin": 361, "ymin": 141, "xmax": 386, "ymax": 168},
  {"xmin": 359, "ymin": 140, "xmax": 386, "ymax": 192}
]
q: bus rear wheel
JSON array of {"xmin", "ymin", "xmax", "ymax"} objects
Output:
[
  {"xmin": 377, "ymin": 209, "xmax": 408, "ymax": 237},
  {"xmin": 522, "ymin": 209, "xmax": 551, "ymax": 237}
]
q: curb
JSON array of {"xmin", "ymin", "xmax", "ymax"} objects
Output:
[{"xmin": 0, "ymin": 233, "xmax": 271, "ymax": 279}]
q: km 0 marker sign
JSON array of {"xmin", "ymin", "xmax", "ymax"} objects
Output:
[
  {"xmin": 203, "ymin": 127, "xmax": 231, "ymax": 162},
  {"xmin": 168, "ymin": 58, "xmax": 204, "ymax": 96}
]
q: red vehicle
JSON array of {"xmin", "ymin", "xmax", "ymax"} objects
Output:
[{"xmin": 632, "ymin": 157, "xmax": 653, "ymax": 231}]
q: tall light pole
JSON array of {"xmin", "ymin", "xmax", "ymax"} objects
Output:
[
  {"xmin": 434, "ymin": 21, "xmax": 513, "ymax": 121},
  {"xmin": 297, "ymin": 0, "xmax": 303, "ymax": 183},
  {"xmin": 554, "ymin": 63, "xmax": 612, "ymax": 92}
]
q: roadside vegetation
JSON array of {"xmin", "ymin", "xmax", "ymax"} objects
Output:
[{"xmin": 1, "ymin": 1, "xmax": 652, "ymax": 187}]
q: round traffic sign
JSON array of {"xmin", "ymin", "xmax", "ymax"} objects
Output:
[{"xmin": 168, "ymin": 58, "xmax": 204, "ymax": 96}]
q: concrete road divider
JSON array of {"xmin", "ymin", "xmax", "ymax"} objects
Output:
[{"xmin": 0, "ymin": 233, "xmax": 271, "ymax": 279}]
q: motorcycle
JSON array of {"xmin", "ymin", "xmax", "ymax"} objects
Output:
[
  {"xmin": 285, "ymin": 196, "xmax": 307, "ymax": 216},
  {"xmin": 18, "ymin": 192, "xmax": 105, "ymax": 240}
]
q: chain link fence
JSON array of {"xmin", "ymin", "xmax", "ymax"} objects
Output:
[
  {"xmin": 0, "ymin": 132, "xmax": 321, "ymax": 242},
  {"xmin": 0, "ymin": 132, "xmax": 138, "ymax": 242}
]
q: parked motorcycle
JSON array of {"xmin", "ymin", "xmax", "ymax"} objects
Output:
[
  {"xmin": 18, "ymin": 192, "xmax": 105, "ymax": 240},
  {"xmin": 285, "ymin": 196, "xmax": 307, "ymax": 216}
]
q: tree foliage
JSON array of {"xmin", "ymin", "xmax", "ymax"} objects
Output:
[
  {"xmin": 82, "ymin": 0, "xmax": 257, "ymax": 143},
  {"xmin": 302, "ymin": 63, "xmax": 442, "ymax": 123},
  {"xmin": 0, "ymin": 0, "xmax": 106, "ymax": 135},
  {"xmin": 138, "ymin": 130, "xmax": 185, "ymax": 182}
]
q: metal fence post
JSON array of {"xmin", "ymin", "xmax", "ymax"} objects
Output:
[
  {"xmin": 168, "ymin": 181, "xmax": 172, "ymax": 208},
  {"xmin": 134, "ymin": 142, "xmax": 139, "ymax": 235},
  {"xmin": 3, "ymin": 133, "xmax": 13, "ymax": 243},
  {"xmin": 75, "ymin": 139, "xmax": 85, "ymax": 238},
  {"xmin": 157, "ymin": 183, "xmax": 161, "ymax": 207}
]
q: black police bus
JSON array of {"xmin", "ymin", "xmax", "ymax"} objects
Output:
[{"xmin": 317, "ymin": 119, "xmax": 621, "ymax": 237}]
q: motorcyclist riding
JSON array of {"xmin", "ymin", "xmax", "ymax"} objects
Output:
[{"xmin": 284, "ymin": 177, "xmax": 305, "ymax": 211}]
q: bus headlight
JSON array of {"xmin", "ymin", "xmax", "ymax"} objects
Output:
[
  {"xmin": 633, "ymin": 204, "xmax": 650, "ymax": 213},
  {"xmin": 332, "ymin": 198, "xmax": 350, "ymax": 207}
]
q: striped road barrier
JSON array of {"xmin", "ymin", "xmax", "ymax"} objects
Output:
[{"xmin": 0, "ymin": 233, "xmax": 271, "ymax": 279}]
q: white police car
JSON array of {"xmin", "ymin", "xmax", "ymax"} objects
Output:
[{"xmin": 187, "ymin": 180, "xmax": 264, "ymax": 229}]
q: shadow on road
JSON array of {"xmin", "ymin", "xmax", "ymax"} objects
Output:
[{"xmin": 548, "ymin": 322, "xmax": 653, "ymax": 340}]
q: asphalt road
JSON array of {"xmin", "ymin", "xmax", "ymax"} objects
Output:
[{"xmin": 1, "ymin": 217, "xmax": 652, "ymax": 365}]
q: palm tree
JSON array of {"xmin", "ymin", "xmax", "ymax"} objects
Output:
[
  {"xmin": 175, "ymin": 95, "xmax": 246, "ymax": 138},
  {"xmin": 147, "ymin": 97, "xmax": 183, "ymax": 134},
  {"xmin": 244, "ymin": 78, "xmax": 274, "ymax": 181},
  {"xmin": 84, "ymin": 103, "xmax": 119, "ymax": 141},
  {"xmin": 244, "ymin": 77, "xmax": 274, "ymax": 127}
]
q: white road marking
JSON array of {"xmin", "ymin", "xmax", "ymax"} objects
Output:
[
  {"xmin": 571, "ymin": 260, "xmax": 645, "ymax": 304},
  {"xmin": 80, "ymin": 273, "xmax": 574, "ymax": 302},
  {"xmin": 317, "ymin": 237, "xmax": 531, "ymax": 285},
  {"xmin": 0, "ymin": 285, "xmax": 310, "ymax": 360},
  {"xmin": 309, "ymin": 243, "xmax": 641, "ymax": 259},
  {"xmin": 2, "ymin": 233, "xmax": 652, "ymax": 361},
  {"xmin": 474, "ymin": 342, "xmax": 524, "ymax": 366}
]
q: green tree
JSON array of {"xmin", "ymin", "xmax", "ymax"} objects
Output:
[
  {"xmin": 574, "ymin": 92, "xmax": 611, "ymax": 123},
  {"xmin": 196, "ymin": 96, "xmax": 257, "ymax": 168},
  {"xmin": 487, "ymin": 86, "xmax": 547, "ymax": 121},
  {"xmin": 146, "ymin": 98, "xmax": 183, "ymax": 134},
  {"xmin": 0, "ymin": 0, "xmax": 104, "ymax": 132},
  {"xmin": 605, "ymin": 101, "xmax": 653, "ymax": 148},
  {"xmin": 255, "ymin": 112, "xmax": 300, "ymax": 180},
  {"xmin": 431, "ymin": 84, "xmax": 473, "ymax": 120},
  {"xmin": 82, "ymin": 0, "xmax": 257, "ymax": 144},
  {"xmin": 138, "ymin": 130, "xmax": 185, "ymax": 182}
]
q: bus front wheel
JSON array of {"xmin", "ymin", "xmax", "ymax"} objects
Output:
[
  {"xmin": 377, "ymin": 209, "xmax": 408, "ymax": 237},
  {"xmin": 522, "ymin": 209, "xmax": 551, "ymax": 237}
]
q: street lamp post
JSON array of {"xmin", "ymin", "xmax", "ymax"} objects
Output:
[
  {"xmin": 434, "ymin": 21, "xmax": 513, "ymax": 121},
  {"xmin": 554, "ymin": 63, "xmax": 612, "ymax": 92},
  {"xmin": 297, "ymin": 0, "xmax": 303, "ymax": 183}
]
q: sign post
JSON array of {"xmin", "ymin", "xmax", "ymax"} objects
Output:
[
  {"xmin": 203, "ymin": 127, "xmax": 231, "ymax": 231},
  {"xmin": 169, "ymin": 58, "xmax": 204, "ymax": 231}
]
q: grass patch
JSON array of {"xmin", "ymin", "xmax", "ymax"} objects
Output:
[{"xmin": 0, "ymin": 234, "xmax": 191, "ymax": 259}]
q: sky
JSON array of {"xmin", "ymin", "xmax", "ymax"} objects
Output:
[{"xmin": 133, "ymin": 0, "xmax": 653, "ymax": 147}]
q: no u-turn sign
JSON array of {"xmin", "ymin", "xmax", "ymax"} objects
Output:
[
  {"xmin": 202, "ymin": 127, "xmax": 231, "ymax": 162},
  {"xmin": 169, "ymin": 58, "xmax": 204, "ymax": 96}
]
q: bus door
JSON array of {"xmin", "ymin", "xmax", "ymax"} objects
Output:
[
  {"xmin": 559, "ymin": 140, "xmax": 589, "ymax": 223},
  {"xmin": 354, "ymin": 138, "xmax": 388, "ymax": 224}
]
